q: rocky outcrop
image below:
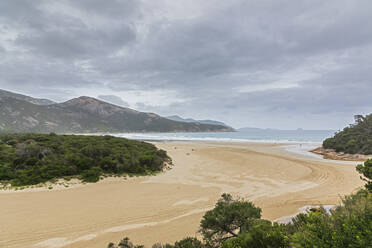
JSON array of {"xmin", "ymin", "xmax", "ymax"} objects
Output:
[{"xmin": 311, "ymin": 147, "xmax": 372, "ymax": 161}]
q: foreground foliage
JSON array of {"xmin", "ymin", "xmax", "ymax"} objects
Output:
[
  {"xmin": 323, "ymin": 114, "xmax": 372, "ymax": 154},
  {"xmin": 221, "ymin": 220, "xmax": 290, "ymax": 248},
  {"xmin": 108, "ymin": 159, "xmax": 372, "ymax": 248},
  {"xmin": 356, "ymin": 159, "xmax": 372, "ymax": 191},
  {"xmin": 200, "ymin": 193, "xmax": 261, "ymax": 247},
  {"xmin": 0, "ymin": 133, "xmax": 169, "ymax": 186},
  {"xmin": 290, "ymin": 190, "xmax": 371, "ymax": 248}
]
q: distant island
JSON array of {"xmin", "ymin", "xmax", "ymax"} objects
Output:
[
  {"xmin": 0, "ymin": 89, "xmax": 233, "ymax": 133},
  {"xmin": 313, "ymin": 114, "xmax": 372, "ymax": 160},
  {"xmin": 0, "ymin": 133, "xmax": 170, "ymax": 186}
]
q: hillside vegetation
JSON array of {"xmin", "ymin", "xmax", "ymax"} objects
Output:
[
  {"xmin": 108, "ymin": 159, "xmax": 372, "ymax": 248},
  {"xmin": 323, "ymin": 114, "xmax": 372, "ymax": 154},
  {"xmin": 0, "ymin": 133, "xmax": 169, "ymax": 186}
]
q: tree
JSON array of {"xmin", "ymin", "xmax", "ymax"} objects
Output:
[
  {"xmin": 356, "ymin": 159, "xmax": 372, "ymax": 191},
  {"xmin": 200, "ymin": 193, "xmax": 261, "ymax": 247},
  {"xmin": 221, "ymin": 220, "xmax": 290, "ymax": 248}
]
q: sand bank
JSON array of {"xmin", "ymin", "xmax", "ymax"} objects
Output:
[{"xmin": 0, "ymin": 142, "xmax": 363, "ymax": 248}]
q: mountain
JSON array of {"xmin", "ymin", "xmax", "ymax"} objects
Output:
[
  {"xmin": 0, "ymin": 91, "xmax": 233, "ymax": 133},
  {"xmin": 166, "ymin": 115, "xmax": 230, "ymax": 127},
  {"xmin": 0, "ymin": 89, "xmax": 55, "ymax": 105}
]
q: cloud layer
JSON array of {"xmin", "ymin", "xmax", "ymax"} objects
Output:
[{"xmin": 1, "ymin": 0, "xmax": 372, "ymax": 129}]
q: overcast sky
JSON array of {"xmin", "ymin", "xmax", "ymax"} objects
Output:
[{"xmin": 1, "ymin": 0, "xmax": 372, "ymax": 129}]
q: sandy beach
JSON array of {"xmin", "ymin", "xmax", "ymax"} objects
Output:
[{"xmin": 0, "ymin": 142, "xmax": 364, "ymax": 248}]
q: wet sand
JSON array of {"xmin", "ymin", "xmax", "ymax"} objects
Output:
[{"xmin": 0, "ymin": 142, "xmax": 363, "ymax": 248}]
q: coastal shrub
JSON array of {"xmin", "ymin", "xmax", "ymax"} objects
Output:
[
  {"xmin": 289, "ymin": 191, "xmax": 372, "ymax": 248},
  {"xmin": 108, "ymin": 243, "xmax": 116, "ymax": 248},
  {"xmin": 287, "ymin": 162, "xmax": 372, "ymax": 247},
  {"xmin": 221, "ymin": 220, "xmax": 290, "ymax": 248},
  {"xmin": 0, "ymin": 133, "xmax": 170, "ymax": 186},
  {"xmin": 81, "ymin": 166, "xmax": 102, "ymax": 182},
  {"xmin": 200, "ymin": 193, "xmax": 261, "ymax": 247},
  {"xmin": 356, "ymin": 159, "xmax": 372, "ymax": 191}
]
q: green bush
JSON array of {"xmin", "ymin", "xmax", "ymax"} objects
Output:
[
  {"xmin": 81, "ymin": 167, "xmax": 102, "ymax": 182},
  {"xmin": 356, "ymin": 159, "xmax": 372, "ymax": 191},
  {"xmin": 290, "ymin": 191, "xmax": 372, "ymax": 248},
  {"xmin": 0, "ymin": 133, "xmax": 169, "ymax": 186},
  {"xmin": 222, "ymin": 220, "xmax": 290, "ymax": 248}
]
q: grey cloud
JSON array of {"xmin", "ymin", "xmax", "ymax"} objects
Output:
[
  {"xmin": 96, "ymin": 0, "xmax": 372, "ymax": 93},
  {"xmin": 0, "ymin": 56, "xmax": 98, "ymax": 101},
  {"xmin": 16, "ymin": 24, "xmax": 136, "ymax": 59},
  {"xmin": 1, "ymin": 1, "xmax": 137, "ymax": 60},
  {"xmin": 0, "ymin": 0, "xmax": 42, "ymax": 21},
  {"xmin": 68, "ymin": 0, "xmax": 140, "ymax": 18},
  {"xmin": 1, "ymin": 0, "xmax": 372, "ymax": 129}
]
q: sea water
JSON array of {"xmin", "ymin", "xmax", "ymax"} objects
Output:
[{"xmin": 111, "ymin": 129, "xmax": 335, "ymax": 143}]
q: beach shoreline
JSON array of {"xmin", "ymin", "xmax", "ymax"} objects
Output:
[
  {"xmin": 0, "ymin": 141, "xmax": 363, "ymax": 248},
  {"xmin": 310, "ymin": 146, "xmax": 372, "ymax": 161}
]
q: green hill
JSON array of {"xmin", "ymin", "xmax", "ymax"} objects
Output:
[
  {"xmin": 0, "ymin": 133, "xmax": 170, "ymax": 186},
  {"xmin": 323, "ymin": 114, "xmax": 372, "ymax": 154}
]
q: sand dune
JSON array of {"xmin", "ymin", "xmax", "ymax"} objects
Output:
[{"xmin": 0, "ymin": 142, "xmax": 363, "ymax": 248}]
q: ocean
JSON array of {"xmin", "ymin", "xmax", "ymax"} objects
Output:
[{"xmin": 111, "ymin": 129, "xmax": 335, "ymax": 143}]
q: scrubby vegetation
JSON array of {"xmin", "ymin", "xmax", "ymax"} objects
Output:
[
  {"xmin": 357, "ymin": 159, "xmax": 372, "ymax": 191},
  {"xmin": 323, "ymin": 114, "xmax": 372, "ymax": 154},
  {"xmin": 0, "ymin": 133, "xmax": 169, "ymax": 186},
  {"xmin": 108, "ymin": 159, "xmax": 372, "ymax": 248}
]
